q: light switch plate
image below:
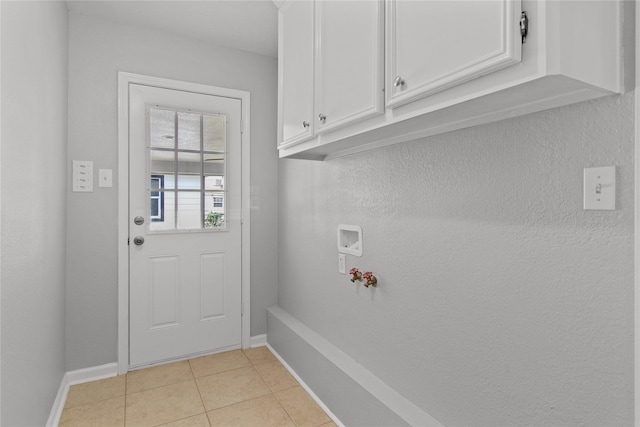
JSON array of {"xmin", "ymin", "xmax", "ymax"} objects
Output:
[
  {"xmin": 584, "ymin": 166, "xmax": 616, "ymax": 210},
  {"xmin": 99, "ymin": 169, "xmax": 113, "ymax": 188},
  {"xmin": 72, "ymin": 160, "xmax": 93, "ymax": 192}
]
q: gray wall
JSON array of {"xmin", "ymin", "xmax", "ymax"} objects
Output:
[
  {"xmin": 278, "ymin": 93, "xmax": 634, "ymax": 426},
  {"xmin": 1, "ymin": 1, "xmax": 69, "ymax": 425},
  {"xmin": 66, "ymin": 12, "xmax": 278, "ymax": 370}
]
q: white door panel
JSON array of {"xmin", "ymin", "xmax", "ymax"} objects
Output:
[
  {"xmin": 387, "ymin": 0, "xmax": 522, "ymax": 107},
  {"xmin": 129, "ymin": 84, "xmax": 242, "ymax": 367},
  {"xmin": 279, "ymin": 0, "xmax": 315, "ymax": 147},
  {"xmin": 315, "ymin": 0, "xmax": 384, "ymax": 133}
]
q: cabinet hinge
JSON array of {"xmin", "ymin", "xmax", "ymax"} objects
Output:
[
  {"xmin": 127, "ymin": 237, "xmax": 130, "ymax": 246},
  {"xmin": 241, "ymin": 301, "xmax": 244, "ymax": 316},
  {"xmin": 520, "ymin": 11, "xmax": 529, "ymax": 44},
  {"xmin": 240, "ymin": 119, "xmax": 245, "ymax": 134}
]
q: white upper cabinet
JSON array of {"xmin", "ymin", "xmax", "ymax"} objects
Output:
[
  {"xmin": 315, "ymin": 0, "xmax": 384, "ymax": 133},
  {"xmin": 276, "ymin": 0, "xmax": 625, "ymax": 160},
  {"xmin": 386, "ymin": 0, "xmax": 522, "ymax": 108},
  {"xmin": 278, "ymin": 0, "xmax": 314, "ymax": 149}
]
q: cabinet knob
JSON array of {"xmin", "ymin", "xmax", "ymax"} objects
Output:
[
  {"xmin": 318, "ymin": 113, "xmax": 327, "ymax": 124},
  {"xmin": 302, "ymin": 121, "xmax": 310, "ymax": 128},
  {"xmin": 393, "ymin": 76, "xmax": 405, "ymax": 88}
]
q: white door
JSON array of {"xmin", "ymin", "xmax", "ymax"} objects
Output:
[{"xmin": 128, "ymin": 83, "xmax": 242, "ymax": 368}]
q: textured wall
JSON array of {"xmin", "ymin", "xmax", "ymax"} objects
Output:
[
  {"xmin": 66, "ymin": 12, "xmax": 278, "ymax": 370},
  {"xmin": 278, "ymin": 93, "xmax": 634, "ymax": 426},
  {"xmin": 1, "ymin": 1, "xmax": 68, "ymax": 425}
]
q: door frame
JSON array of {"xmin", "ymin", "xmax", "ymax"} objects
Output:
[
  {"xmin": 117, "ymin": 72, "xmax": 251, "ymax": 375},
  {"xmin": 635, "ymin": 3, "xmax": 639, "ymax": 424}
]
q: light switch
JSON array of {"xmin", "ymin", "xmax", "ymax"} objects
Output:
[
  {"xmin": 72, "ymin": 160, "xmax": 93, "ymax": 192},
  {"xmin": 584, "ymin": 166, "xmax": 616, "ymax": 210},
  {"xmin": 99, "ymin": 169, "xmax": 113, "ymax": 188}
]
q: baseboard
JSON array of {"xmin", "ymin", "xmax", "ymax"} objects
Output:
[
  {"xmin": 46, "ymin": 373, "xmax": 69, "ymax": 427},
  {"xmin": 66, "ymin": 362, "xmax": 119, "ymax": 386},
  {"xmin": 46, "ymin": 363, "xmax": 119, "ymax": 427},
  {"xmin": 268, "ymin": 343, "xmax": 345, "ymax": 427},
  {"xmin": 267, "ymin": 306, "xmax": 442, "ymax": 427},
  {"xmin": 250, "ymin": 333, "xmax": 267, "ymax": 347}
]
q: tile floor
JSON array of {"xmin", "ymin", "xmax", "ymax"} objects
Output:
[{"xmin": 59, "ymin": 347, "xmax": 336, "ymax": 427}]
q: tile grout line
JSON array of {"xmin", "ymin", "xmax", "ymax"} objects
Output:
[
  {"xmin": 252, "ymin": 361, "xmax": 300, "ymax": 395},
  {"xmin": 64, "ymin": 351, "xmax": 328, "ymax": 427},
  {"xmin": 271, "ymin": 388, "xmax": 302, "ymax": 427},
  {"xmin": 189, "ymin": 360, "xmax": 212, "ymax": 426},
  {"xmin": 194, "ymin": 356, "xmax": 276, "ymax": 417},
  {"xmin": 126, "ymin": 378, "xmax": 196, "ymax": 398},
  {"xmin": 60, "ymin": 376, "xmax": 129, "ymax": 418},
  {"xmin": 246, "ymin": 347, "xmax": 330, "ymax": 427}
]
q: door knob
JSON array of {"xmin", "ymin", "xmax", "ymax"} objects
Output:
[
  {"xmin": 302, "ymin": 121, "xmax": 310, "ymax": 128},
  {"xmin": 134, "ymin": 216, "xmax": 144, "ymax": 225},
  {"xmin": 133, "ymin": 236, "xmax": 145, "ymax": 246},
  {"xmin": 318, "ymin": 113, "xmax": 327, "ymax": 124}
]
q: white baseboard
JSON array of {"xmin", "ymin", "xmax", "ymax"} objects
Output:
[
  {"xmin": 46, "ymin": 374, "xmax": 69, "ymax": 427},
  {"xmin": 66, "ymin": 362, "xmax": 119, "ymax": 386},
  {"xmin": 250, "ymin": 333, "xmax": 267, "ymax": 347},
  {"xmin": 46, "ymin": 363, "xmax": 119, "ymax": 427},
  {"xmin": 267, "ymin": 343, "xmax": 345, "ymax": 427}
]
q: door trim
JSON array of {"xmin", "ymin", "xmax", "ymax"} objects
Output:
[
  {"xmin": 635, "ymin": 3, "xmax": 639, "ymax": 424},
  {"xmin": 117, "ymin": 72, "xmax": 251, "ymax": 375}
]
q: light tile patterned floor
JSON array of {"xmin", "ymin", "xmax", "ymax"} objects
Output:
[{"xmin": 60, "ymin": 347, "xmax": 337, "ymax": 427}]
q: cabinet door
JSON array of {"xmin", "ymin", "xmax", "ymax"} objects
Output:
[
  {"xmin": 278, "ymin": 0, "xmax": 314, "ymax": 148},
  {"xmin": 315, "ymin": 0, "xmax": 384, "ymax": 134},
  {"xmin": 387, "ymin": 0, "xmax": 522, "ymax": 108}
]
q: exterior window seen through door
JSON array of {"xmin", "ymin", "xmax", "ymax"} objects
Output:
[
  {"xmin": 148, "ymin": 106, "xmax": 227, "ymax": 231},
  {"xmin": 150, "ymin": 175, "xmax": 165, "ymax": 222}
]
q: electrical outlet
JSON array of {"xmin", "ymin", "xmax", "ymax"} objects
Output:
[{"xmin": 338, "ymin": 254, "xmax": 346, "ymax": 274}]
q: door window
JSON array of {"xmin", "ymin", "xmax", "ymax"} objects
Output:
[{"xmin": 148, "ymin": 106, "xmax": 227, "ymax": 231}]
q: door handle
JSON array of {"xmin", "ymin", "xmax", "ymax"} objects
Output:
[{"xmin": 133, "ymin": 236, "xmax": 145, "ymax": 246}]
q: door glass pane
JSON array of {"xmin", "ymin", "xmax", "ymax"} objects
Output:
[
  {"xmin": 148, "ymin": 106, "xmax": 228, "ymax": 232},
  {"xmin": 204, "ymin": 175, "xmax": 224, "ymax": 191},
  {"xmin": 178, "ymin": 112, "xmax": 201, "ymax": 150},
  {"xmin": 150, "ymin": 151, "xmax": 175, "ymax": 189},
  {"xmin": 204, "ymin": 155, "xmax": 224, "ymax": 192},
  {"xmin": 177, "ymin": 152, "xmax": 202, "ymax": 189},
  {"xmin": 177, "ymin": 192, "xmax": 202, "ymax": 230},
  {"xmin": 150, "ymin": 108, "xmax": 175, "ymax": 149},
  {"xmin": 150, "ymin": 176, "xmax": 165, "ymax": 222},
  {"xmin": 149, "ymin": 190, "xmax": 175, "ymax": 232},
  {"xmin": 205, "ymin": 191, "xmax": 226, "ymax": 229},
  {"xmin": 203, "ymin": 114, "xmax": 226, "ymax": 152}
]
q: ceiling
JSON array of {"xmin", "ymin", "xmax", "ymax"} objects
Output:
[{"xmin": 66, "ymin": 0, "xmax": 279, "ymax": 58}]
